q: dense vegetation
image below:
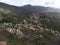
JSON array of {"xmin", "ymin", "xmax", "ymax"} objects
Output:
[
  {"xmin": 0, "ymin": 3, "xmax": 60, "ymax": 45},
  {"xmin": 0, "ymin": 8, "xmax": 60, "ymax": 45}
]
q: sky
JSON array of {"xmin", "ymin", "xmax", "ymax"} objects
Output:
[{"xmin": 0, "ymin": 0, "xmax": 60, "ymax": 8}]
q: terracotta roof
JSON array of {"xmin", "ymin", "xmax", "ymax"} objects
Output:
[{"xmin": 0, "ymin": 41, "xmax": 7, "ymax": 45}]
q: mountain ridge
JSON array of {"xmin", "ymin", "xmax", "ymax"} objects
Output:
[{"xmin": 0, "ymin": 2, "xmax": 60, "ymax": 15}]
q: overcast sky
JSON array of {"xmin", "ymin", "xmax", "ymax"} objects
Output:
[{"xmin": 0, "ymin": 0, "xmax": 60, "ymax": 8}]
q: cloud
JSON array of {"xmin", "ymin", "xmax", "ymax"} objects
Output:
[{"xmin": 44, "ymin": 0, "xmax": 60, "ymax": 8}]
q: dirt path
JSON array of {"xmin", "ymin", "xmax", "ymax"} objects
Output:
[{"xmin": 0, "ymin": 30, "xmax": 9, "ymax": 36}]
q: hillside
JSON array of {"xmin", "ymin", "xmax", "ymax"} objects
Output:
[{"xmin": 0, "ymin": 2, "xmax": 60, "ymax": 45}]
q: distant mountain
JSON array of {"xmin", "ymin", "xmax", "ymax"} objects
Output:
[{"xmin": 0, "ymin": 2, "xmax": 60, "ymax": 15}]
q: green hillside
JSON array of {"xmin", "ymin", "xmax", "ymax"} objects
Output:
[{"xmin": 0, "ymin": 2, "xmax": 60, "ymax": 45}]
